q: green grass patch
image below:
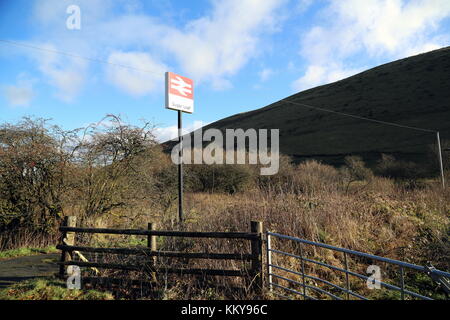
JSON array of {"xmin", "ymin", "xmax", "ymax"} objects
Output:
[
  {"xmin": 0, "ymin": 278, "xmax": 114, "ymax": 300},
  {"xmin": 0, "ymin": 246, "xmax": 59, "ymax": 260}
]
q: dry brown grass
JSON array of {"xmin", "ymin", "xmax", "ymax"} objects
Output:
[
  {"xmin": 182, "ymin": 184, "xmax": 448, "ymax": 261},
  {"xmin": 78, "ymin": 165, "xmax": 448, "ymax": 299},
  {"xmin": 54, "ymin": 160, "xmax": 450, "ymax": 299}
]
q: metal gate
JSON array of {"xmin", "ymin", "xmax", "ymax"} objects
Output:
[{"xmin": 266, "ymin": 231, "xmax": 450, "ymax": 300}]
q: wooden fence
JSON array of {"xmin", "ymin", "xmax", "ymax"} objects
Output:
[{"xmin": 57, "ymin": 216, "xmax": 264, "ymax": 292}]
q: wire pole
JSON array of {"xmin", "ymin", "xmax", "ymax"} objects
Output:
[
  {"xmin": 282, "ymin": 99, "xmax": 446, "ymax": 189},
  {"xmin": 178, "ymin": 110, "xmax": 184, "ymax": 223},
  {"xmin": 437, "ymin": 132, "xmax": 445, "ymax": 189}
]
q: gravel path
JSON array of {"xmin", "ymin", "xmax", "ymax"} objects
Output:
[{"xmin": 0, "ymin": 254, "xmax": 59, "ymax": 288}]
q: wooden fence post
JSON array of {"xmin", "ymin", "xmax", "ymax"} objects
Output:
[
  {"xmin": 148, "ymin": 222, "xmax": 157, "ymax": 282},
  {"xmin": 59, "ymin": 216, "xmax": 77, "ymax": 278},
  {"xmin": 250, "ymin": 221, "xmax": 263, "ymax": 294}
]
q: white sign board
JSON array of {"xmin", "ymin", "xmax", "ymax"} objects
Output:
[{"xmin": 165, "ymin": 72, "xmax": 194, "ymax": 113}]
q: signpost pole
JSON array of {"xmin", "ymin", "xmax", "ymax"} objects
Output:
[
  {"xmin": 178, "ymin": 110, "xmax": 184, "ymax": 223},
  {"xmin": 165, "ymin": 71, "xmax": 193, "ymax": 224}
]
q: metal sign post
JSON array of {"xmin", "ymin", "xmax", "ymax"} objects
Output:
[
  {"xmin": 178, "ymin": 110, "xmax": 183, "ymax": 222},
  {"xmin": 165, "ymin": 72, "xmax": 194, "ymax": 223}
]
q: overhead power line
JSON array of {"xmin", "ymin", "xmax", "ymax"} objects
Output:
[
  {"xmin": 0, "ymin": 38, "xmax": 445, "ymax": 188},
  {"xmin": 0, "ymin": 39, "xmax": 162, "ymax": 75},
  {"xmin": 0, "ymin": 39, "xmax": 439, "ymax": 134},
  {"xmin": 281, "ymin": 99, "xmax": 437, "ymax": 133},
  {"xmin": 282, "ymin": 98, "xmax": 445, "ymax": 189}
]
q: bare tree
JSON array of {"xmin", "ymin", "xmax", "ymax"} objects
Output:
[{"xmin": 0, "ymin": 117, "xmax": 78, "ymax": 239}]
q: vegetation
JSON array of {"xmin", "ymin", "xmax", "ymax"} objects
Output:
[
  {"xmin": 0, "ymin": 115, "xmax": 448, "ymax": 300},
  {"xmin": 191, "ymin": 46, "xmax": 450, "ymax": 167},
  {"xmin": 0, "ymin": 115, "xmax": 171, "ymax": 249},
  {"xmin": 0, "ymin": 278, "xmax": 113, "ymax": 300},
  {"xmin": 0, "ymin": 246, "xmax": 58, "ymax": 260}
]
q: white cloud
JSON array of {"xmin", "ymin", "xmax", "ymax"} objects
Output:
[
  {"xmin": 154, "ymin": 120, "xmax": 209, "ymax": 142},
  {"xmin": 159, "ymin": 0, "xmax": 285, "ymax": 87},
  {"xmin": 23, "ymin": 42, "xmax": 88, "ymax": 102},
  {"xmin": 106, "ymin": 51, "xmax": 167, "ymax": 96},
  {"xmin": 4, "ymin": 86, "xmax": 34, "ymax": 107},
  {"xmin": 25, "ymin": 0, "xmax": 450, "ymax": 100},
  {"xmin": 295, "ymin": 0, "xmax": 314, "ymax": 13},
  {"xmin": 41, "ymin": 58, "xmax": 86, "ymax": 103},
  {"xmin": 293, "ymin": 0, "xmax": 450, "ymax": 91},
  {"xmin": 259, "ymin": 68, "xmax": 274, "ymax": 82},
  {"xmin": 3, "ymin": 74, "xmax": 35, "ymax": 107},
  {"xmin": 292, "ymin": 64, "xmax": 363, "ymax": 91},
  {"xmin": 329, "ymin": 0, "xmax": 450, "ymax": 56},
  {"xmin": 403, "ymin": 42, "xmax": 444, "ymax": 57},
  {"xmin": 29, "ymin": 0, "xmax": 285, "ymax": 99}
]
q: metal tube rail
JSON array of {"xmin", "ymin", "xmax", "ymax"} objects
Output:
[
  {"xmin": 271, "ymin": 283, "xmax": 317, "ymax": 300},
  {"xmin": 272, "ymin": 291, "xmax": 292, "ymax": 300},
  {"xmin": 270, "ymin": 247, "xmax": 432, "ymax": 300},
  {"xmin": 266, "ymin": 232, "xmax": 273, "ymax": 291},
  {"xmin": 270, "ymin": 273, "xmax": 343, "ymax": 300},
  {"xmin": 267, "ymin": 232, "xmax": 450, "ymax": 278},
  {"xmin": 303, "ymin": 273, "xmax": 368, "ymax": 300},
  {"xmin": 270, "ymin": 263, "xmax": 366, "ymax": 300},
  {"xmin": 299, "ymin": 242, "xmax": 307, "ymax": 299},
  {"xmin": 344, "ymin": 252, "xmax": 350, "ymax": 300}
]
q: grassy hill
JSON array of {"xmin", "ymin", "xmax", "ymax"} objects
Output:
[{"xmin": 189, "ymin": 47, "xmax": 450, "ymax": 167}]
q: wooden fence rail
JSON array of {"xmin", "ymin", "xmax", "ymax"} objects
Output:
[
  {"xmin": 58, "ymin": 216, "xmax": 264, "ymax": 293},
  {"xmin": 56, "ymin": 245, "xmax": 254, "ymax": 261},
  {"xmin": 59, "ymin": 226, "xmax": 258, "ymax": 239}
]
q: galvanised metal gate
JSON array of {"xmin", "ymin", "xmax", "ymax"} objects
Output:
[{"xmin": 266, "ymin": 231, "xmax": 450, "ymax": 300}]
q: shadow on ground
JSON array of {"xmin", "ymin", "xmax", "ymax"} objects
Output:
[{"xmin": 0, "ymin": 254, "xmax": 59, "ymax": 289}]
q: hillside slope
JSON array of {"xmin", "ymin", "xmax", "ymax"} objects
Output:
[{"xmin": 181, "ymin": 47, "xmax": 450, "ymax": 166}]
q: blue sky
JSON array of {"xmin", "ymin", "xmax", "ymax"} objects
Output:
[{"xmin": 1, "ymin": 0, "xmax": 449, "ymax": 141}]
